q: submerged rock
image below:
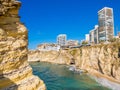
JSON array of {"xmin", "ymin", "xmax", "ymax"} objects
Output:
[{"xmin": 69, "ymin": 65, "xmax": 76, "ymax": 71}]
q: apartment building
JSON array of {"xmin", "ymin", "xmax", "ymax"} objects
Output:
[
  {"xmin": 57, "ymin": 34, "xmax": 67, "ymax": 46},
  {"xmin": 98, "ymin": 7, "xmax": 114, "ymax": 42}
]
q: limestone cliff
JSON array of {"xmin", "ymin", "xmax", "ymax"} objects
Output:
[
  {"xmin": 0, "ymin": 0, "xmax": 46, "ymax": 90},
  {"xmin": 29, "ymin": 43, "xmax": 120, "ymax": 83},
  {"xmin": 74, "ymin": 43, "xmax": 120, "ymax": 82},
  {"xmin": 28, "ymin": 50, "xmax": 71, "ymax": 65}
]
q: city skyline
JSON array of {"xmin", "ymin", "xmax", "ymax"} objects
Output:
[{"xmin": 19, "ymin": 0, "xmax": 120, "ymax": 49}]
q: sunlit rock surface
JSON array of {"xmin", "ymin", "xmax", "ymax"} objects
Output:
[
  {"xmin": 29, "ymin": 43, "xmax": 120, "ymax": 84},
  {"xmin": 0, "ymin": 0, "xmax": 46, "ymax": 90}
]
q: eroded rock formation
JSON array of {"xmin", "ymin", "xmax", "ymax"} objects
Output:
[
  {"xmin": 29, "ymin": 43, "xmax": 120, "ymax": 83},
  {"xmin": 73, "ymin": 43, "xmax": 120, "ymax": 81},
  {"xmin": 29, "ymin": 50, "xmax": 71, "ymax": 64},
  {"xmin": 0, "ymin": 0, "xmax": 46, "ymax": 90}
]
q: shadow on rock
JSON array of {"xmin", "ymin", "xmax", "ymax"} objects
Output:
[{"xmin": 0, "ymin": 60, "xmax": 18, "ymax": 90}]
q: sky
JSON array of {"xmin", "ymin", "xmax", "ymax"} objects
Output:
[{"xmin": 19, "ymin": 0, "xmax": 120, "ymax": 49}]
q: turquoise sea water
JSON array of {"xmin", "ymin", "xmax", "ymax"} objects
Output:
[{"xmin": 30, "ymin": 62, "xmax": 111, "ymax": 90}]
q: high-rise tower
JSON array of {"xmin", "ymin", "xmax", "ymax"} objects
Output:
[
  {"xmin": 57, "ymin": 34, "xmax": 67, "ymax": 46},
  {"xmin": 98, "ymin": 7, "xmax": 114, "ymax": 42}
]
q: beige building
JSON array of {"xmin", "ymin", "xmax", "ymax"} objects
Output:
[
  {"xmin": 94, "ymin": 25, "xmax": 99, "ymax": 44},
  {"xmin": 89, "ymin": 30, "xmax": 94, "ymax": 44},
  {"xmin": 89, "ymin": 25, "xmax": 99, "ymax": 44},
  {"xmin": 118, "ymin": 32, "xmax": 120, "ymax": 38},
  {"xmin": 67, "ymin": 40, "xmax": 78, "ymax": 46}
]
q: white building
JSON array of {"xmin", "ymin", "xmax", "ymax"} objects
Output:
[
  {"xmin": 114, "ymin": 36, "xmax": 119, "ymax": 39},
  {"xmin": 37, "ymin": 43, "xmax": 60, "ymax": 51},
  {"xmin": 98, "ymin": 7, "xmax": 114, "ymax": 42},
  {"xmin": 57, "ymin": 34, "xmax": 67, "ymax": 46},
  {"xmin": 85, "ymin": 34, "xmax": 90, "ymax": 42}
]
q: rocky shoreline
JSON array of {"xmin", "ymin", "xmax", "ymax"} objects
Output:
[
  {"xmin": 28, "ymin": 43, "xmax": 120, "ymax": 89},
  {"xmin": 89, "ymin": 69, "xmax": 120, "ymax": 90},
  {"xmin": 68, "ymin": 65, "xmax": 120, "ymax": 90}
]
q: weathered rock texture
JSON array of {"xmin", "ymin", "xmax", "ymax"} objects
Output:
[
  {"xmin": 0, "ymin": 0, "xmax": 45, "ymax": 90},
  {"xmin": 29, "ymin": 50, "xmax": 71, "ymax": 65},
  {"xmin": 29, "ymin": 43, "xmax": 120, "ymax": 83},
  {"xmin": 74, "ymin": 43, "xmax": 120, "ymax": 82}
]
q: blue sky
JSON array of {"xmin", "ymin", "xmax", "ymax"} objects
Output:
[{"xmin": 19, "ymin": 0, "xmax": 120, "ymax": 49}]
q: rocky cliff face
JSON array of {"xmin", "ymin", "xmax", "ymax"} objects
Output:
[
  {"xmin": 0, "ymin": 0, "xmax": 45, "ymax": 90},
  {"xmin": 29, "ymin": 43, "xmax": 120, "ymax": 83},
  {"xmin": 28, "ymin": 50, "xmax": 71, "ymax": 65},
  {"xmin": 74, "ymin": 43, "xmax": 120, "ymax": 81}
]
